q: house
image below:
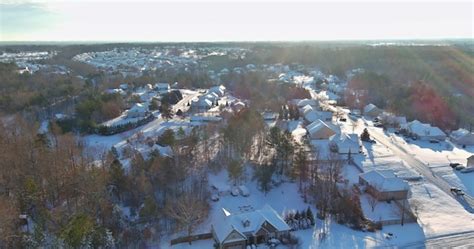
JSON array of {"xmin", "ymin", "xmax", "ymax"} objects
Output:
[
  {"xmin": 468, "ymin": 155, "xmax": 474, "ymax": 168},
  {"xmin": 190, "ymin": 115, "xmax": 222, "ymax": 123},
  {"xmin": 406, "ymin": 120, "xmax": 446, "ymax": 141},
  {"xmin": 304, "ymin": 110, "xmax": 333, "ymax": 123},
  {"xmin": 359, "ymin": 170, "xmax": 409, "ymax": 201},
  {"xmin": 301, "ymin": 105, "xmax": 314, "ymax": 116},
  {"xmin": 232, "ymin": 101, "xmax": 246, "ymax": 112},
  {"xmin": 154, "ymin": 82, "xmax": 170, "ymax": 92},
  {"xmin": 296, "ymin": 98, "xmax": 318, "ymax": 108},
  {"xmin": 192, "ymin": 97, "xmax": 213, "ymax": 111},
  {"xmin": 209, "ymin": 85, "xmax": 226, "ymax": 97},
  {"xmin": 263, "ymin": 112, "xmax": 278, "ymax": 121},
  {"xmin": 127, "ymin": 103, "xmax": 148, "ymax": 118},
  {"xmin": 306, "ymin": 119, "xmax": 338, "ymax": 140},
  {"xmin": 211, "ymin": 205, "xmax": 291, "ymax": 249},
  {"xmin": 450, "ymin": 129, "xmax": 474, "ymax": 146},
  {"xmin": 119, "ymin": 83, "xmax": 129, "ymax": 90},
  {"xmin": 329, "ymin": 133, "xmax": 360, "ymax": 154},
  {"xmin": 363, "ymin": 104, "xmax": 382, "ymax": 117}
]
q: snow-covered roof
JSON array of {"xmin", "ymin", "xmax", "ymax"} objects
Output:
[
  {"xmin": 154, "ymin": 82, "xmax": 170, "ymax": 90},
  {"xmin": 194, "ymin": 98, "xmax": 213, "ymax": 108},
  {"xmin": 407, "ymin": 120, "xmax": 446, "ymax": 138},
  {"xmin": 364, "ymin": 103, "xmax": 379, "ymax": 114},
  {"xmin": 329, "ymin": 133, "xmax": 360, "ymax": 153},
  {"xmin": 450, "ymin": 128, "xmax": 474, "ymax": 140},
  {"xmin": 306, "ymin": 119, "xmax": 337, "ymax": 136},
  {"xmin": 360, "ymin": 170, "xmax": 409, "ymax": 192},
  {"xmin": 213, "ymin": 204, "xmax": 290, "ymax": 243},
  {"xmin": 301, "ymin": 105, "xmax": 314, "ymax": 115},
  {"xmin": 208, "ymin": 85, "xmax": 226, "ymax": 96},
  {"xmin": 129, "ymin": 103, "xmax": 147, "ymax": 113},
  {"xmin": 297, "ymin": 99, "xmax": 318, "ymax": 107},
  {"xmin": 305, "ymin": 110, "xmax": 332, "ymax": 123}
]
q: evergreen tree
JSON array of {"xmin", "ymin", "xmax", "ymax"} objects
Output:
[
  {"xmin": 306, "ymin": 207, "xmax": 315, "ymax": 226},
  {"xmin": 228, "ymin": 159, "xmax": 243, "ymax": 185},
  {"xmin": 361, "ymin": 128, "xmax": 370, "ymax": 141}
]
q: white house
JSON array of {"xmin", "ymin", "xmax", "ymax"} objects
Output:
[
  {"xmin": 306, "ymin": 119, "xmax": 338, "ymax": 140},
  {"xmin": 329, "ymin": 133, "xmax": 360, "ymax": 154},
  {"xmin": 406, "ymin": 120, "xmax": 446, "ymax": 141},
  {"xmin": 127, "ymin": 103, "xmax": 148, "ymax": 118},
  {"xmin": 211, "ymin": 205, "xmax": 291, "ymax": 249},
  {"xmin": 450, "ymin": 129, "xmax": 474, "ymax": 146},
  {"xmin": 364, "ymin": 104, "xmax": 382, "ymax": 117}
]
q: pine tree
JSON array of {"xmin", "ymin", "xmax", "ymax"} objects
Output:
[
  {"xmin": 307, "ymin": 207, "xmax": 315, "ymax": 226},
  {"xmin": 361, "ymin": 128, "xmax": 370, "ymax": 141}
]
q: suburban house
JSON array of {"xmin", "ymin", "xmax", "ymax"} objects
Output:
[
  {"xmin": 232, "ymin": 101, "xmax": 246, "ymax": 112},
  {"xmin": 364, "ymin": 104, "xmax": 382, "ymax": 117},
  {"xmin": 306, "ymin": 119, "xmax": 338, "ymax": 140},
  {"xmin": 296, "ymin": 98, "xmax": 318, "ymax": 108},
  {"xmin": 154, "ymin": 82, "xmax": 170, "ymax": 92},
  {"xmin": 262, "ymin": 111, "xmax": 278, "ymax": 121},
  {"xmin": 329, "ymin": 133, "xmax": 360, "ymax": 154},
  {"xmin": 304, "ymin": 110, "xmax": 333, "ymax": 123},
  {"xmin": 468, "ymin": 155, "xmax": 474, "ymax": 168},
  {"xmin": 406, "ymin": 120, "xmax": 446, "ymax": 141},
  {"xmin": 450, "ymin": 128, "xmax": 474, "ymax": 146},
  {"xmin": 359, "ymin": 170, "xmax": 409, "ymax": 201},
  {"xmin": 208, "ymin": 85, "xmax": 226, "ymax": 97},
  {"xmin": 192, "ymin": 97, "xmax": 214, "ymax": 111},
  {"xmin": 211, "ymin": 205, "xmax": 291, "ymax": 249},
  {"xmin": 127, "ymin": 103, "xmax": 148, "ymax": 118},
  {"xmin": 379, "ymin": 112, "xmax": 407, "ymax": 128}
]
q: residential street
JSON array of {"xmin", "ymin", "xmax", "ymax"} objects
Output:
[{"xmin": 367, "ymin": 126, "xmax": 474, "ymax": 213}]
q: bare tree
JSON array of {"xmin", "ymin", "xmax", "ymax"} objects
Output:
[
  {"xmin": 165, "ymin": 192, "xmax": 209, "ymax": 244},
  {"xmin": 367, "ymin": 194, "xmax": 378, "ymax": 212}
]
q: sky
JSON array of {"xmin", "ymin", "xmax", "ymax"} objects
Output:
[{"xmin": 0, "ymin": 0, "xmax": 473, "ymax": 42}]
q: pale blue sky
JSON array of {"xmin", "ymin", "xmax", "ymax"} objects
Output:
[{"xmin": 1, "ymin": 0, "xmax": 472, "ymax": 41}]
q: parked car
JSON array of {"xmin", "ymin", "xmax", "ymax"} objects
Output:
[
  {"xmin": 339, "ymin": 118, "xmax": 347, "ymax": 122},
  {"xmin": 449, "ymin": 163, "xmax": 461, "ymax": 168},
  {"xmin": 231, "ymin": 187, "xmax": 240, "ymax": 196},
  {"xmin": 450, "ymin": 188, "xmax": 465, "ymax": 196},
  {"xmin": 429, "ymin": 139, "xmax": 440, "ymax": 143},
  {"xmin": 455, "ymin": 165, "xmax": 466, "ymax": 171}
]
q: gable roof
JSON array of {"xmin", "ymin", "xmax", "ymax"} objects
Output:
[
  {"xmin": 306, "ymin": 119, "xmax": 338, "ymax": 136},
  {"xmin": 408, "ymin": 120, "xmax": 446, "ymax": 137},
  {"xmin": 360, "ymin": 170, "xmax": 409, "ymax": 192},
  {"xmin": 213, "ymin": 204, "xmax": 290, "ymax": 243},
  {"xmin": 364, "ymin": 103, "xmax": 379, "ymax": 114}
]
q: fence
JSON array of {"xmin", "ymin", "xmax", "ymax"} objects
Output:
[{"xmin": 170, "ymin": 232, "xmax": 213, "ymax": 246}]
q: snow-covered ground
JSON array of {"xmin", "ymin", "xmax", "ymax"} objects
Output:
[
  {"xmin": 164, "ymin": 167, "xmax": 427, "ymax": 249},
  {"xmin": 408, "ymin": 182, "xmax": 474, "ymax": 237}
]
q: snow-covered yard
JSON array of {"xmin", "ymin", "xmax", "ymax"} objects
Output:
[
  {"xmin": 163, "ymin": 167, "xmax": 428, "ymax": 249},
  {"xmin": 408, "ymin": 182, "xmax": 474, "ymax": 237}
]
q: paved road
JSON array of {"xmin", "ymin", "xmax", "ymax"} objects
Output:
[
  {"xmin": 400, "ymin": 231, "xmax": 474, "ymax": 248},
  {"xmin": 367, "ymin": 126, "xmax": 474, "ymax": 213}
]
